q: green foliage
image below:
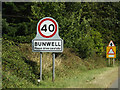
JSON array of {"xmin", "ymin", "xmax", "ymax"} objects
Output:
[
  {"xmin": 2, "ymin": 40, "xmax": 39, "ymax": 88},
  {"xmin": 90, "ymin": 29, "xmax": 104, "ymax": 56},
  {"xmin": 2, "ymin": 71, "xmax": 36, "ymax": 88},
  {"xmin": 2, "ymin": 19, "xmax": 36, "ymax": 43},
  {"xmin": 2, "ymin": 2, "xmax": 120, "ymax": 58}
]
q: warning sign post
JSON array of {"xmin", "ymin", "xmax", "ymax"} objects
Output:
[{"xmin": 106, "ymin": 40, "xmax": 116, "ymax": 66}]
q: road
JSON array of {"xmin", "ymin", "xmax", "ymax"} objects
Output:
[
  {"xmin": 109, "ymin": 66, "xmax": 120, "ymax": 89},
  {"xmin": 86, "ymin": 66, "xmax": 118, "ymax": 88},
  {"xmin": 67, "ymin": 66, "xmax": 118, "ymax": 88},
  {"xmin": 110, "ymin": 78, "xmax": 119, "ymax": 88}
]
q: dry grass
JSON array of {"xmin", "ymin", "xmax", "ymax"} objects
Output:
[
  {"xmin": 19, "ymin": 43, "xmax": 106, "ymax": 74},
  {"xmin": 19, "ymin": 43, "xmax": 64, "ymax": 72}
]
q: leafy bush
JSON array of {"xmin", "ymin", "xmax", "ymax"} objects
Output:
[
  {"xmin": 2, "ymin": 40, "xmax": 39, "ymax": 88},
  {"xmin": 2, "ymin": 19, "xmax": 36, "ymax": 43}
]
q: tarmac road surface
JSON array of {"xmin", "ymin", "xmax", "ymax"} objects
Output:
[
  {"xmin": 110, "ymin": 78, "xmax": 119, "ymax": 88},
  {"xmin": 110, "ymin": 66, "xmax": 120, "ymax": 89}
]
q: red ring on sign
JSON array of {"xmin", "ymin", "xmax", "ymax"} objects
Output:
[{"xmin": 38, "ymin": 18, "xmax": 57, "ymax": 38}]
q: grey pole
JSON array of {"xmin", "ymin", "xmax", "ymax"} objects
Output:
[
  {"xmin": 113, "ymin": 58, "xmax": 115, "ymax": 66},
  {"xmin": 109, "ymin": 58, "xmax": 110, "ymax": 66},
  {"xmin": 52, "ymin": 53, "xmax": 55, "ymax": 82},
  {"xmin": 40, "ymin": 52, "xmax": 42, "ymax": 81}
]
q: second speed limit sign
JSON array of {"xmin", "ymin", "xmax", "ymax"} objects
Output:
[{"xmin": 38, "ymin": 18, "xmax": 57, "ymax": 38}]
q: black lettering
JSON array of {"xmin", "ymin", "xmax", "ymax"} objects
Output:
[
  {"xmin": 35, "ymin": 42, "xmax": 37, "ymax": 46},
  {"xmin": 58, "ymin": 42, "xmax": 61, "ymax": 46},
  {"xmin": 38, "ymin": 42, "xmax": 41, "ymax": 46},
  {"xmin": 49, "ymin": 24, "xmax": 54, "ymax": 32},
  {"xmin": 52, "ymin": 42, "xmax": 54, "ymax": 46},
  {"xmin": 42, "ymin": 42, "xmax": 46, "ymax": 46},
  {"xmin": 55, "ymin": 42, "xmax": 57, "ymax": 46},
  {"xmin": 47, "ymin": 42, "xmax": 51, "ymax": 46}
]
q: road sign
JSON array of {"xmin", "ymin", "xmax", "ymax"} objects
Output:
[
  {"xmin": 106, "ymin": 40, "xmax": 116, "ymax": 59},
  {"xmin": 32, "ymin": 17, "xmax": 64, "ymax": 82},
  {"xmin": 107, "ymin": 48, "xmax": 115, "ymax": 55},
  {"xmin": 106, "ymin": 47, "xmax": 116, "ymax": 58},
  {"xmin": 32, "ymin": 17, "xmax": 63, "ymax": 52},
  {"xmin": 38, "ymin": 18, "xmax": 57, "ymax": 38},
  {"xmin": 33, "ymin": 39, "xmax": 63, "ymax": 52},
  {"xmin": 108, "ymin": 40, "xmax": 115, "ymax": 47}
]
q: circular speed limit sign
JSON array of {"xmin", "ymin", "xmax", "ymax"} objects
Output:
[{"xmin": 38, "ymin": 18, "xmax": 57, "ymax": 38}]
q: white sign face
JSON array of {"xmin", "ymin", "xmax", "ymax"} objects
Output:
[
  {"xmin": 40, "ymin": 21, "xmax": 56, "ymax": 37},
  {"xmin": 32, "ymin": 17, "xmax": 63, "ymax": 52},
  {"xmin": 108, "ymin": 40, "xmax": 115, "ymax": 47},
  {"xmin": 38, "ymin": 18, "xmax": 57, "ymax": 38},
  {"xmin": 33, "ymin": 39, "xmax": 63, "ymax": 52}
]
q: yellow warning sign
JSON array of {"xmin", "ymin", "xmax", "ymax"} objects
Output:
[{"xmin": 106, "ymin": 46, "xmax": 116, "ymax": 58}]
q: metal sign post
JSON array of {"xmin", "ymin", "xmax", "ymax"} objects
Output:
[
  {"xmin": 37, "ymin": 52, "xmax": 42, "ymax": 82},
  {"xmin": 106, "ymin": 40, "xmax": 116, "ymax": 67},
  {"xmin": 113, "ymin": 58, "xmax": 115, "ymax": 66},
  {"xmin": 108, "ymin": 58, "xmax": 110, "ymax": 66},
  {"xmin": 40, "ymin": 52, "xmax": 42, "ymax": 81},
  {"xmin": 52, "ymin": 53, "xmax": 55, "ymax": 82},
  {"xmin": 32, "ymin": 17, "xmax": 63, "ymax": 82}
]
